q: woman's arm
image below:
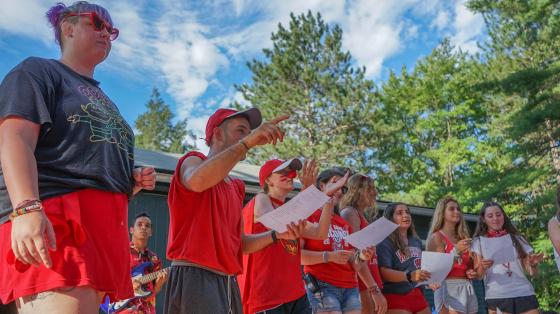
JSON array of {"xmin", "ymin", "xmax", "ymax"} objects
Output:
[
  {"xmin": 0, "ymin": 117, "xmax": 56, "ymax": 268},
  {"xmin": 301, "ymin": 249, "xmax": 353, "ymax": 266},
  {"xmin": 253, "ymin": 193, "xmax": 275, "ymax": 219},
  {"xmin": 548, "ymin": 217, "xmax": 560, "ymax": 256},
  {"xmin": 379, "ymin": 267, "xmax": 430, "ymax": 283},
  {"xmin": 301, "ymin": 202, "xmax": 334, "ymax": 240},
  {"xmin": 426, "ymin": 232, "xmax": 445, "ymax": 253}
]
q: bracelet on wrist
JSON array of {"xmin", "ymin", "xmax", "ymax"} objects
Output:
[
  {"xmin": 368, "ymin": 285, "xmax": 381, "ymax": 295},
  {"xmin": 405, "ymin": 270, "xmax": 413, "ymax": 283},
  {"xmin": 239, "ymin": 140, "xmax": 250, "ymax": 151},
  {"xmin": 9, "ymin": 200, "xmax": 43, "ymax": 221},
  {"xmin": 271, "ymin": 230, "xmax": 278, "ymax": 244},
  {"xmin": 322, "ymin": 251, "xmax": 329, "ymax": 263}
]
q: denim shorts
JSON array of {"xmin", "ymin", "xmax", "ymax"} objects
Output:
[{"xmin": 305, "ymin": 279, "xmax": 361, "ymax": 313}]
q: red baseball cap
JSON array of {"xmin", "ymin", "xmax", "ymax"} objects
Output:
[
  {"xmin": 205, "ymin": 108, "xmax": 262, "ymax": 145},
  {"xmin": 259, "ymin": 158, "xmax": 303, "ymax": 187}
]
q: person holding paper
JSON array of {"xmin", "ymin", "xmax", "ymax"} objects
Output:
[
  {"xmin": 548, "ymin": 185, "xmax": 560, "ymax": 272},
  {"xmin": 426, "ymin": 196, "xmax": 478, "ymax": 314},
  {"xmin": 301, "ymin": 168, "xmax": 374, "ymax": 314},
  {"xmin": 471, "ymin": 201, "xmax": 543, "ymax": 314},
  {"xmin": 377, "ymin": 203, "xmax": 432, "ymax": 314},
  {"xmin": 164, "ymin": 108, "xmax": 305, "ymax": 314},
  {"xmin": 340, "ymin": 174, "xmax": 387, "ymax": 314},
  {"xmin": 239, "ymin": 158, "xmax": 349, "ymax": 314}
]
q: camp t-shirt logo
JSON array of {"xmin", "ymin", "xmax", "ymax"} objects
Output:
[
  {"xmin": 324, "ymin": 224, "xmax": 350, "ymax": 251},
  {"xmin": 396, "ymin": 247, "xmax": 422, "ymax": 269},
  {"xmin": 67, "ymin": 85, "xmax": 134, "ymax": 160}
]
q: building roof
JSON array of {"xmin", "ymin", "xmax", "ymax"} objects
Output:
[{"xmin": 134, "ymin": 148, "xmax": 478, "ymax": 222}]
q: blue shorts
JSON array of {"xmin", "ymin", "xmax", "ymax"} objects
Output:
[{"xmin": 305, "ymin": 279, "xmax": 361, "ymax": 313}]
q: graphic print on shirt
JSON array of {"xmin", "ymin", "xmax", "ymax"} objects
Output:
[
  {"xmin": 324, "ymin": 224, "xmax": 350, "ymax": 250},
  {"xmin": 281, "ymin": 239, "xmax": 298, "ymax": 255},
  {"xmin": 396, "ymin": 247, "xmax": 422, "ymax": 268},
  {"xmin": 67, "ymin": 85, "xmax": 134, "ymax": 159}
]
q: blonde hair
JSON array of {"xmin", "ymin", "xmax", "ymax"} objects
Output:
[
  {"xmin": 340, "ymin": 174, "xmax": 377, "ymax": 220},
  {"xmin": 428, "ymin": 196, "xmax": 470, "ymax": 240}
]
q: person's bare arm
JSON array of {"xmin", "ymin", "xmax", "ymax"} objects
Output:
[
  {"xmin": 301, "ymin": 173, "xmax": 349, "ymax": 240},
  {"xmin": 549, "ymin": 218, "xmax": 560, "ymax": 256},
  {"xmin": 0, "ymin": 117, "xmax": 56, "ymax": 268},
  {"xmin": 181, "ymin": 115, "xmax": 289, "ymax": 192},
  {"xmin": 426, "ymin": 232, "xmax": 445, "ymax": 253},
  {"xmin": 241, "ymin": 217, "xmax": 305, "ymax": 254},
  {"xmin": 340, "ymin": 208, "xmax": 361, "ymax": 235},
  {"xmin": 253, "ymin": 193, "xmax": 275, "ymax": 219},
  {"xmin": 379, "ymin": 267, "xmax": 431, "ymax": 283}
]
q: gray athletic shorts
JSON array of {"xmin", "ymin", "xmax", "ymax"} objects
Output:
[
  {"xmin": 434, "ymin": 279, "xmax": 478, "ymax": 314},
  {"xmin": 163, "ymin": 264, "xmax": 242, "ymax": 314}
]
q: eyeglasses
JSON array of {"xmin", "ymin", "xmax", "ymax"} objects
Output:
[{"xmin": 66, "ymin": 12, "xmax": 119, "ymax": 41}]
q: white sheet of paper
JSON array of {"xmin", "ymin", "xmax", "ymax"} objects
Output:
[
  {"xmin": 417, "ymin": 251, "xmax": 454, "ymax": 286},
  {"xmin": 256, "ymin": 185, "xmax": 330, "ymax": 233},
  {"xmin": 480, "ymin": 236, "xmax": 517, "ymax": 264},
  {"xmin": 345, "ymin": 217, "xmax": 398, "ymax": 250}
]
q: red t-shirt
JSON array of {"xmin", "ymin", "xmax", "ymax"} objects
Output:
[
  {"xmin": 166, "ymin": 151, "xmax": 245, "ymax": 274},
  {"xmin": 357, "ymin": 215, "xmax": 384, "ymax": 291},
  {"xmin": 238, "ymin": 197, "xmax": 305, "ymax": 314},
  {"xmin": 303, "ymin": 210, "xmax": 357, "ymax": 288}
]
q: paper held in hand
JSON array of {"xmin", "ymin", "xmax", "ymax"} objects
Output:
[
  {"xmin": 344, "ymin": 217, "xmax": 398, "ymax": 250},
  {"xmin": 417, "ymin": 251, "xmax": 454, "ymax": 286},
  {"xmin": 256, "ymin": 185, "xmax": 330, "ymax": 233},
  {"xmin": 480, "ymin": 236, "xmax": 517, "ymax": 264}
]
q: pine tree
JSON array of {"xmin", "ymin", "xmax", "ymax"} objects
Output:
[
  {"xmin": 135, "ymin": 88, "xmax": 196, "ymax": 153},
  {"xmin": 236, "ymin": 12, "xmax": 381, "ymax": 171}
]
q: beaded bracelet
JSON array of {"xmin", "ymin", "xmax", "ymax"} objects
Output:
[{"xmin": 9, "ymin": 200, "xmax": 43, "ymax": 221}]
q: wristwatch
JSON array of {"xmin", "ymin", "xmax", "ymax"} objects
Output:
[
  {"xmin": 271, "ymin": 230, "xmax": 278, "ymax": 244},
  {"xmin": 405, "ymin": 270, "xmax": 413, "ymax": 283}
]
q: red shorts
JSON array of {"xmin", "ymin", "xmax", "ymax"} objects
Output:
[
  {"xmin": 0, "ymin": 189, "xmax": 133, "ymax": 304},
  {"xmin": 385, "ymin": 288, "xmax": 429, "ymax": 313}
]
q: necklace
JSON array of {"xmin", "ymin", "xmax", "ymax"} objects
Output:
[{"xmin": 503, "ymin": 262, "xmax": 513, "ymax": 277}]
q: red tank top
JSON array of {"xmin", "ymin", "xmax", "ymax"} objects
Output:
[
  {"xmin": 166, "ymin": 151, "xmax": 245, "ymax": 275},
  {"xmin": 357, "ymin": 214, "xmax": 384, "ymax": 290},
  {"xmin": 303, "ymin": 210, "xmax": 358, "ymax": 288},
  {"xmin": 438, "ymin": 230, "xmax": 470, "ymax": 277},
  {"xmin": 238, "ymin": 197, "xmax": 305, "ymax": 314}
]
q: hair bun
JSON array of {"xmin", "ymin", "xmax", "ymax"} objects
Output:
[{"xmin": 46, "ymin": 2, "xmax": 67, "ymax": 28}]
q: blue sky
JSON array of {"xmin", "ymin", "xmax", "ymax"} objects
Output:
[{"xmin": 0, "ymin": 0, "xmax": 486, "ymax": 151}]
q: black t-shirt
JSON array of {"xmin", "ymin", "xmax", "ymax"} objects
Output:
[
  {"xmin": 0, "ymin": 57, "xmax": 135, "ymax": 223},
  {"xmin": 377, "ymin": 236, "xmax": 423, "ymax": 294}
]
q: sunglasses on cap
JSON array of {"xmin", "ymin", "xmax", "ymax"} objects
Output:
[
  {"xmin": 275, "ymin": 168, "xmax": 297, "ymax": 179},
  {"xmin": 66, "ymin": 12, "xmax": 119, "ymax": 41}
]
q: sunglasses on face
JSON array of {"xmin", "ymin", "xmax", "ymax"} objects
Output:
[{"xmin": 66, "ymin": 12, "xmax": 119, "ymax": 41}]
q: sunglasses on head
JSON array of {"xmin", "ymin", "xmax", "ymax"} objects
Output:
[
  {"xmin": 275, "ymin": 169, "xmax": 297, "ymax": 179},
  {"xmin": 66, "ymin": 12, "xmax": 119, "ymax": 41}
]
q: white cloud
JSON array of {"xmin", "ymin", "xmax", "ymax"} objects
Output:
[
  {"xmin": 432, "ymin": 11, "xmax": 450, "ymax": 30},
  {"xmin": 0, "ymin": 0, "xmax": 54, "ymax": 45},
  {"xmin": 451, "ymin": 0, "xmax": 485, "ymax": 54}
]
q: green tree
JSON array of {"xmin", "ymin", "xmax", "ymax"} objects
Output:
[
  {"xmin": 135, "ymin": 88, "xmax": 196, "ymax": 153},
  {"xmin": 465, "ymin": 0, "xmax": 560, "ymax": 307},
  {"xmin": 376, "ymin": 40, "xmax": 490, "ymax": 207},
  {"xmin": 236, "ymin": 11, "xmax": 382, "ymax": 170}
]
